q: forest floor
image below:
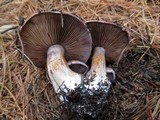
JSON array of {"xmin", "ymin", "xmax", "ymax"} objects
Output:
[{"xmin": 0, "ymin": 0, "xmax": 160, "ymax": 120}]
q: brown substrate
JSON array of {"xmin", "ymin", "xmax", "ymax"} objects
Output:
[{"xmin": 0, "ymin": 0, "xmax": 160, "ymax": 120}]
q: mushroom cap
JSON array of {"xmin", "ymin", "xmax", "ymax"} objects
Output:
[
  {"xmin": 17, "ymin": 11, "xmax": 92, "ymax": 68},
  {"xmin": 86, "ymin": 21, "xmax": 129, "ymax": 63}
]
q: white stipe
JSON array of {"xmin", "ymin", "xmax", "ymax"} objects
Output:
[{"xmin": 47, "ymin": 45, "xmax": 82, "ymax": 96}]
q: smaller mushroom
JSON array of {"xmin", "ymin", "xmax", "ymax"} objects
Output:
[
  {"xmin": 85, "ymin": 21, "xmax": 129, "ymax": 91},
  {"xmin": 16, "ymin": 11, "xmax": 92, "ymax": 96}
]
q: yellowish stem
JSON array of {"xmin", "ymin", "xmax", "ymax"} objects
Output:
[{"xmin": 47, "ymin": 45, "xmax": 81, "ymax": 93}]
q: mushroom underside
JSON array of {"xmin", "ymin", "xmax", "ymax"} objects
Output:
[{"xmin": 17, "ymin": 11, "xmax": 92, "ymax": 70}]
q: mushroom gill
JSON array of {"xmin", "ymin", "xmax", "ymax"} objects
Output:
[
  {"xmin": 86, "ymin": 21, "xmax": 129, "ymax": 64},
  {"xmin": 17, "ymin": 11, "xmax": 92, "ymax": 69}
]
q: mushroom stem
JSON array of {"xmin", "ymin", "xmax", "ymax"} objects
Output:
[
  {"xmin": 67, "ymin": 60, "xmax": 88, "ymax": 71},
  {"xmin": 87, "ymin": 47, "xmax": 115, "ymax": 89},
  {"xmin": 47, "ymin": 45, "xmax": 82, "ymax": 93},
  {"xmin": 67, "ymin": 60, "xmax": 89, "ymax": 74},
  {"xmin": 88, "ymin": 47, "xmax": 106, "ymax": 77}
]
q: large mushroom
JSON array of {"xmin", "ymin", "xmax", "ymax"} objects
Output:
[{"xmin": 16, "ymin": 11, "xmax": 92, "ymax": 94}]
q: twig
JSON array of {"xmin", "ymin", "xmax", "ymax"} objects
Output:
[
  {"xmin": 1, "ymin": 26, "xmax": 17, "ymax": 34},
  {"xmin": 146, "ymin": 96, "xmax": 154, "ymax": 120},
  {"xmin": 16, "ymin": 48, "xmax": 37, "ymax": 71},
  {"xmin": 0, "ymin": 0, "xmax": 14, "ymax": 7},
  {"xmin": 152, "ymin": 97, "xmax": 160, "ymax": 117}
]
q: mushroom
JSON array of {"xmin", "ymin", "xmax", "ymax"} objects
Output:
[
  {"xmin": 86, "ymin": 20, "xmax": 129, "ymax": 86},
  {"xmin": 16, "ymin": 11, "xmax": 92, "ymax": 95}
]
